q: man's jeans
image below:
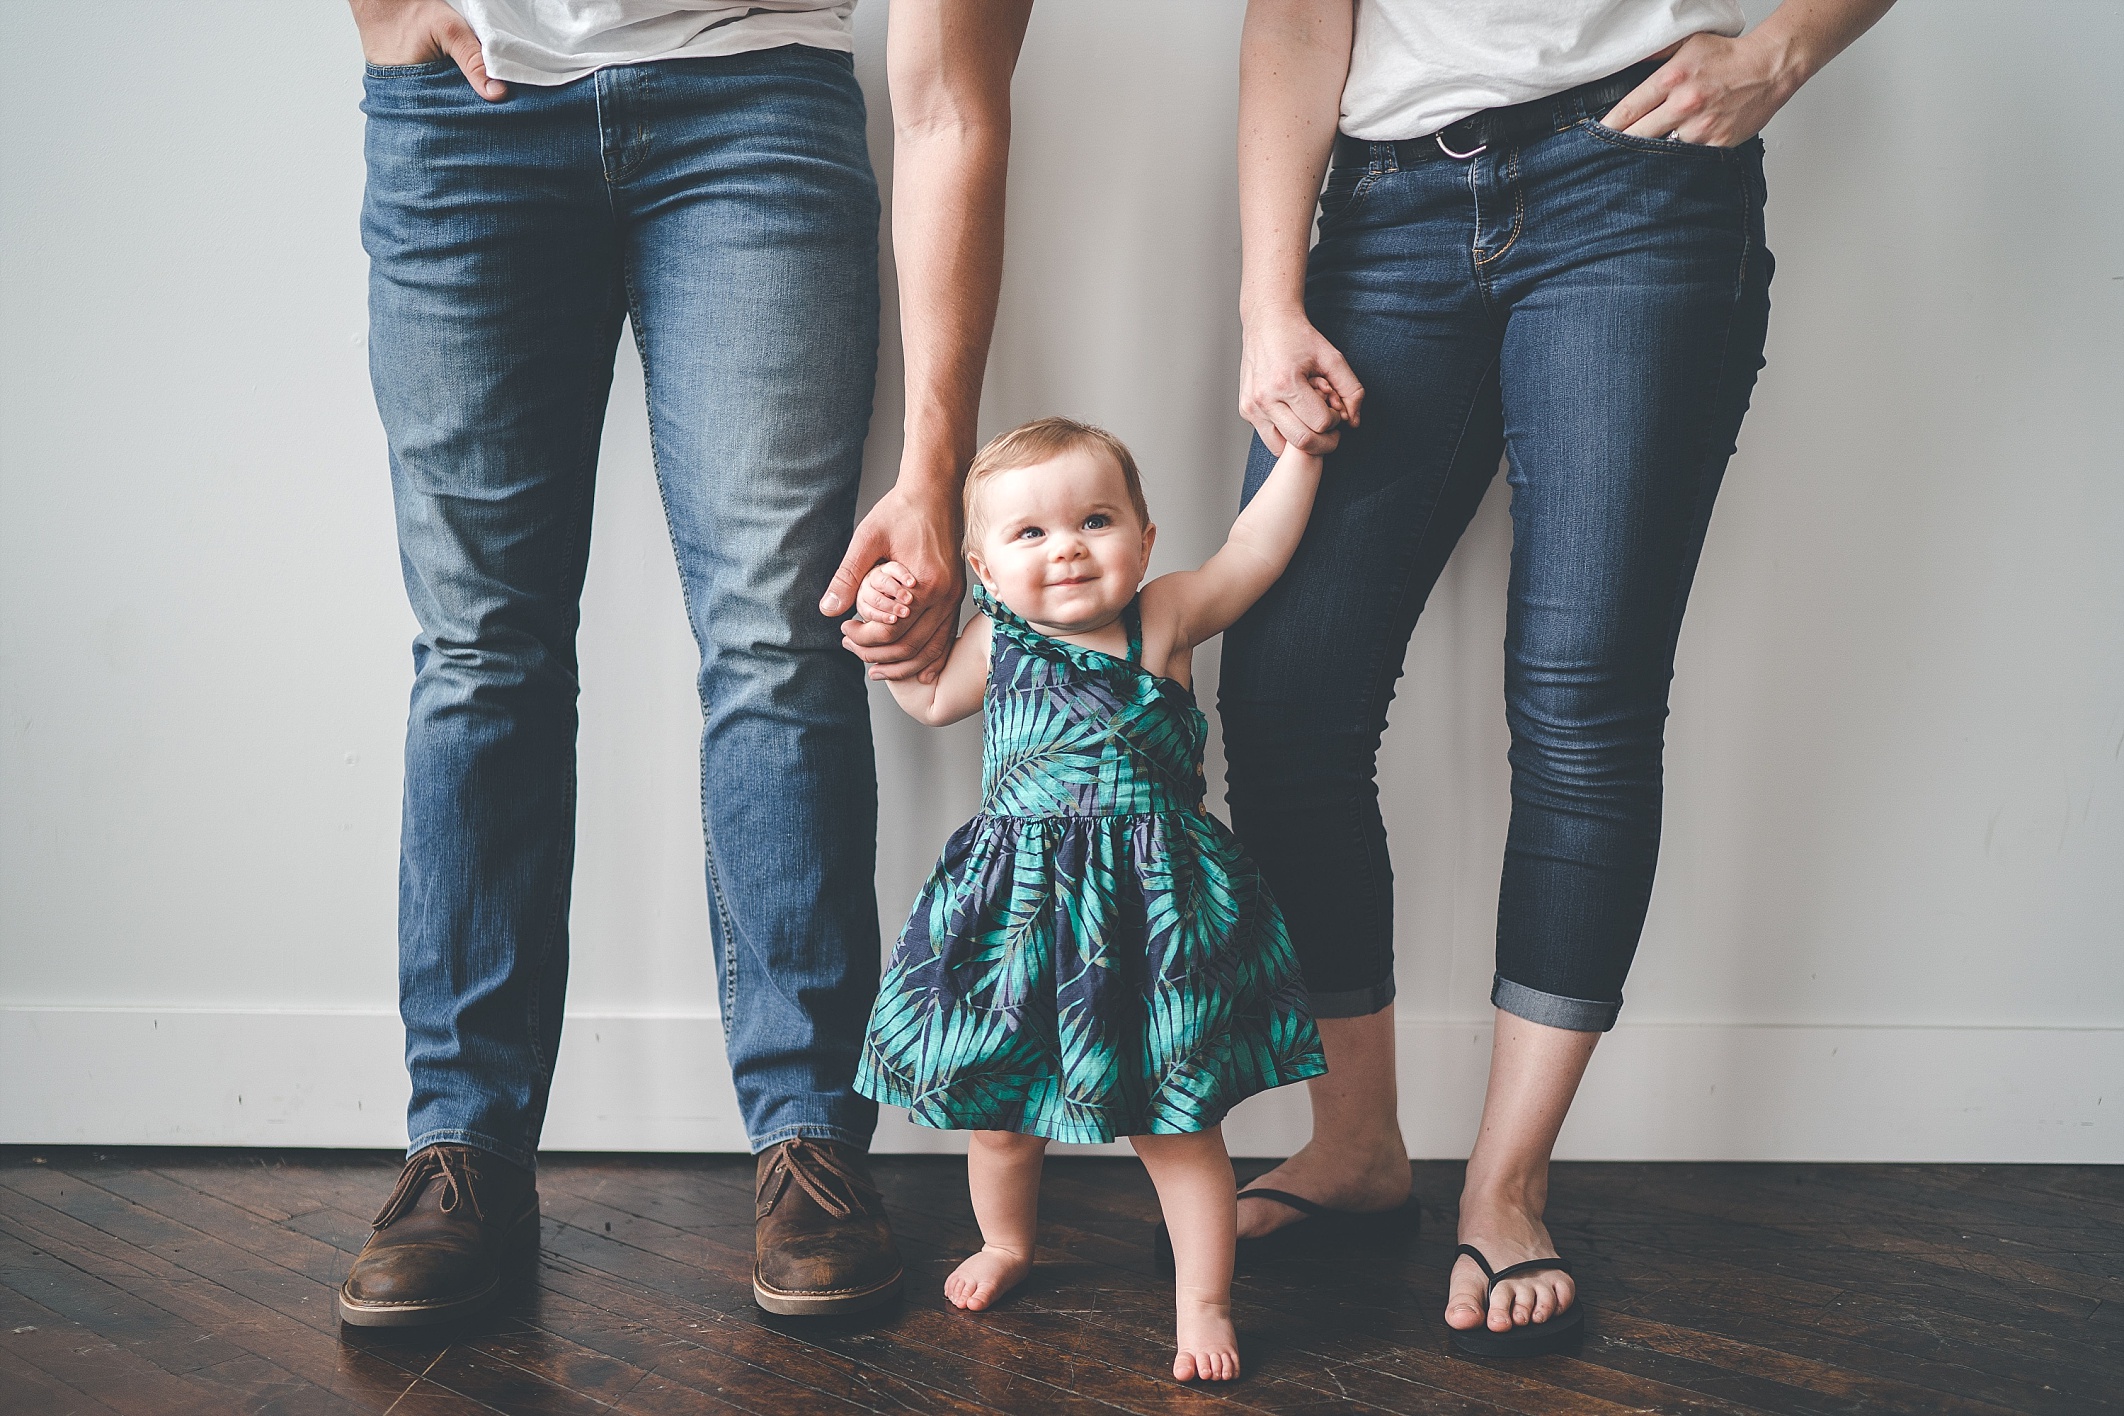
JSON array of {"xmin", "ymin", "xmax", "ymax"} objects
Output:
[
  {"xmin": 361, "ymin": 46, "xmax": 882, "ymax": 1169},
  {"xmin": 1221, "ymin": 98, "xmax": 1773, "ymax": 1032}
]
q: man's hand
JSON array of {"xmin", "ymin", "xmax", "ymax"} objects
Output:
[
  {"xmin": 836, "ymin": 0, "xmax": 1030, "ymax": 684},
  {"xmin": 823, "ymin": 484, "xmax": 964, "ymax": 683},
  {"xmin": 348, "ymin": 0, "xmax": 507, "ymax": 101},
  {"xmin": 1239, "ymin": 309, "xmax": 1363, "ymax": 456}
]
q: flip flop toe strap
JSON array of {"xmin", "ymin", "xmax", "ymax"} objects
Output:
[
  {"xmin": 1457, "ymin": 1243, "xmax": 1572, "ymax": 1286},
  {"xmin": 1236, "ymin": 1187, "xmax": 1330, "ymax": 1219}
]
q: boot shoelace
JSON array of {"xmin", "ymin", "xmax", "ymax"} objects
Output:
[
  {"xmin": 758, "ymin": 1139, "xmax": 880, "ymax": 1220},
  {"xmin": 371, "ymin": 1146, "xmax": 488, "ymax": 1230}
]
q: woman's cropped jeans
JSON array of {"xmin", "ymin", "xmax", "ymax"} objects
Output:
[
  {"xmin": 1221, "ymin": 99, "xmax": 1773, "ymax": 1032},
  {"xmin": 361, "ymin": 47, "xmax": 882, "ymax": 1168}
]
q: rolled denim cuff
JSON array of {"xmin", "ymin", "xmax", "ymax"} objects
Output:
[
  {"xmin": 407, "ymin": 1128, "xmax": 537, "ymax": 1174},
  {"xmin": 1491, "ymin": 975, "xmax": 1619, "ymax": 1033},
  {"xmin": 749, "ymin": 1122, "xmax": 874, "ymax": 1156},
  {"xmin": 1306, "ymin": 974, "xmax": 1397, "ymax": 1020}
]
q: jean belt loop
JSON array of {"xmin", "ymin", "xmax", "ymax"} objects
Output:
[{"xmin": 1368, "ymin": 140, "xmax": 1396, "ymax": 176}]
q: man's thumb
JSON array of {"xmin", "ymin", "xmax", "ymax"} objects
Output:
[
  {"xmin": 820, "ymin": 545, "xmax": 871, "ymax": 615},
  {"xmin": 444, "ymin": 19, "xmax": 506, "ymax": 101}
]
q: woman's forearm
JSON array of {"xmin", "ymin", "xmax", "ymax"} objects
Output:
[
  {"xmin": 1238, "ymin": 0, "xmax": 1354, "ymax": 326},
  {"xmin": 1747, "ymin": 0, "xmax": 1897, "ymax": 91}
]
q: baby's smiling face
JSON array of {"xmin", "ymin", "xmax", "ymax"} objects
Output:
[{"xmin": 968, "ymin": 445, "xmax": 1156, "ymax": 636}]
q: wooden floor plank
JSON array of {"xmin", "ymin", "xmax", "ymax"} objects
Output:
[
  {"xmin": 0, "ymin": 1343, "xmax": 125, "ymax": 1416},
  {"xmin": 539, "ymin": 1154, "xmax": 2124, "ymax": 1415},
  {"xmin": 0, "ymin": 1281, "xmax": 227, "ymax": 1416},
  {"xmin": 26, "ymin": 1161, "xmax": 857, "ymax": 1416},
  {"xmin": 0, "ymin": 1172, "xmax": 446, "ymax": 1408},
  {"xmin": 872, "ymin": 1161, "xmax": 2091, "ymax": 1416},
  {"xmin": 535, "ymin": 1158, "xmax": 1627, "ymax": 1416},
  {"xmin": 531, "ymin": 1196, "xmax": 1252, "ymax": 1416},
  {"xmin": 3, "ymin": 1150, "xmax": 2118, "ymax": 1416},
  {"xmin": 547, "ymin": 1154, "xmax": 2022, "ymax": 1416},
  {"xmin": 276, "ymin": 1181, "xmax": 1114, "ymax": 1416}
]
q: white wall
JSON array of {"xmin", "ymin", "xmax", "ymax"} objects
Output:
[{"xmin": 2, "ymin": 1, "xmax": 2118, "ymax": 1162}]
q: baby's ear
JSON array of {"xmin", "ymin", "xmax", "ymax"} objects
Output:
[{"xmin": 1141, "ymin": 521, "xmax": 1157, "ymax": 558}]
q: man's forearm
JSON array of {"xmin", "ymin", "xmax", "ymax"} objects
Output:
[
  {"xmin": 1238, "ymin": 0, "xmax": 1353, "ymax": 325},
  {"xmin": 886, "ymin": 0, "xmax": 1034, "ymax": 498},
  {"xmin": 891, "ymin": 122, "xmax": 1009, "ymax": 498}
]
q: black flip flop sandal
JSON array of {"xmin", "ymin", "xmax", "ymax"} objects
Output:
[
  {"xmin": 1447, "ymin": 1243, "xmax": 1585, "ymax": 1356},
  {"xmin": 1153, "ymin": 1187, "xmax": 1420, "ymax": 1273}
]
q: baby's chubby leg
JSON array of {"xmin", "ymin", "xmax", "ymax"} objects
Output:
[
  {"xmin": 1131, "ymin": 1129, "xmax": 1241, "ymax": 1382},
  {"xmin": 947, "ymin": 1129, "xmax": 1048, "ymax": 1310}
]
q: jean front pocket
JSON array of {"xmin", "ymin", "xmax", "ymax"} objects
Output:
[
  {"xmin": 1315, "ymin": 165, "xmax": 1371, "ymax": 226},
  {"xmin": 364, "ymin": 57, "xmax": 460, "ymax": 79},
  {"xmin": 1577, "ymin": 118, "xmax": 1741, "ymax": 159}
]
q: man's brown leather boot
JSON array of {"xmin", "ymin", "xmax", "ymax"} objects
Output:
[
  {"xmin": 752, "ymin": 1138, "xmax": 903, "ymax": 1315},
  {"xmin": 338, "ymin": 1144, "xmax": 539, "ymax": 1327}
]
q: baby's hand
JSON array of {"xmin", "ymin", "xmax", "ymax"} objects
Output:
[
  {"xmin": 855, "ymin": 560, "xmax": 918, "ymax": 625},
  {"xmin": 1311, "ymin": 374, "xmax": 1353, "ymax": 429}
]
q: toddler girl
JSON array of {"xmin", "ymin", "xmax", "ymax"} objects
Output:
[{"xmin": 849, "ymin": 417, "xmax": 1327, "ymax": 1383}]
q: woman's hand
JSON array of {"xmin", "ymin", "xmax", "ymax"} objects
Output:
[
  {"xmin": 1602, "ymin": 0, "xmax": 1900, "ymax": 147},
  {"xmin": 1599, "ymin": 31, "xmax": 1801, "ymax": 146},
  {"xmin": 1239, "ymin": 310, "xmax": 1363, "ymax": 456},
  {"xmin": 347, "ymin": 0, "xmax": 507, "ymax": 101}
]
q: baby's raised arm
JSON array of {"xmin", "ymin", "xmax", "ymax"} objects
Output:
[
  {"xmin": 858, "ymin": 562, "xmax": 990, "ymax": 726},
  {"xmin": 1144, "ymin": 441, "xmax": 1323, "ymax": 650}
]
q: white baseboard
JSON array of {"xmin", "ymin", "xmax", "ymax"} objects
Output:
[{"xmin": 2, "ymin": 1007, "xmax": 2115, "ymax": 1163}]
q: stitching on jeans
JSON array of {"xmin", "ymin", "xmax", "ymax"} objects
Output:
[
  {"xmin": 1660, "ymin": 161, "xmax": 1760, "ymax": 657},
  {"xmin": 523, "ymin": 266, "xmax": 625, "ymax": 1141},
  {"xmin": 624, "ymin": 266, "xmax": 747, "ymax": 1041},
  {"xmin": 1473, "ymin": 148, "xmax": 1525, "ymax": 267},
  {"xmin": 592, "ymin": 71, "xmax": 652, "ymax": 190},
  {"xmin": 1576, "ymin": 117, "xmax": 1735, "ymax": 160},
  {"xmin": 366, "ymin": 59, "xmax": 456, "ymax": 76},
  {"xmin": 1343, "ymin": 351, "xmax": 1505, "ymax": 988}
]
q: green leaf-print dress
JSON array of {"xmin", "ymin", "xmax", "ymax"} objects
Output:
[{"xmin": 855, "ymin": 586, "xmax": 1327, "ymax": 1143}]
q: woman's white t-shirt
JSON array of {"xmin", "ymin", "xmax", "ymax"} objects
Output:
[
  {"xmin": 1340, "ymin": 0, "xmax": 1745, "ymax": 141},
  {"xmin": 455, "ymin": 1, "xmax": 856, "ymax": 86}
]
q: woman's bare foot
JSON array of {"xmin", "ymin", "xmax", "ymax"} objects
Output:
[
  {"xmin": 944, "ymin": 1243, "xmax": 1032, "ymax": 1311},
  {"xmin": 1235, "ymin": 1136, "xmax": 1411, "ymax": 1239},
  {"xmin": 1446, "ymin": 1195, "xmax": 1575, "ymax": 1333},
  {"xmin": 1173, "ymin": 1295, "xmax": 1241, "ymax": 1381}
]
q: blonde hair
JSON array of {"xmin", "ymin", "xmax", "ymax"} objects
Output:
[{"xmin": 962, "ymin": 417, "xmax": 1150, "ymax": 556}]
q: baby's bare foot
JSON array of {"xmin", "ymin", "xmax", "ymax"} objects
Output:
[
  {"xmin": 944, "ymin": 1244, "xmax": 1032, "ymax": 1311},
  {"xmin": 1173, "ymin": 1296, "xmax": 1240, "ymax": 1382}
]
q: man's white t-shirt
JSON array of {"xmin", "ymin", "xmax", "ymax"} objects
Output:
[
  {"xmin": 1340, "ymin": 0, "xmax": 1746, "ymax": 141},
  {"xmin": 455, "ymin": 1, "xmax": 856, "ymax": 86}
]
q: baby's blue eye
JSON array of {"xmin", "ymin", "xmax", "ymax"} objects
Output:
[
  {"xmin": 1016, "ymin": 525, "xmax": 1043, "ymax": 541},
  {"xmin": 1084, "ymin": 514, "xmax": 1110, "ymax": 530}
]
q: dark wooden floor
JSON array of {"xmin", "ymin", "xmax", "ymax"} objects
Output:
[{"xmin": 1, "ymin": 1151, "xmax": 2117, "ymax": 1416}]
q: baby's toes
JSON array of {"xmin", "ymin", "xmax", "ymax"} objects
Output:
[{"xmin": 1173, "ymin": 1350, "xmax": 1199, "ymax": 1382}]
